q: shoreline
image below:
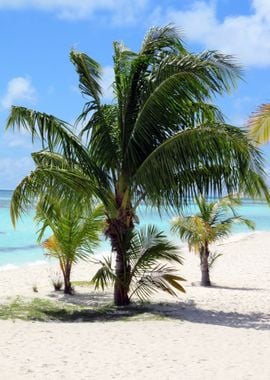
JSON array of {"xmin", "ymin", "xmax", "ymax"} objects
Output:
[{"xmin": 0, "ymin": 229, "xmax": 264, "ymax": 271}]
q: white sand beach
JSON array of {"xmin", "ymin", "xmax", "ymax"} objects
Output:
[{"xmin": 0, "ymin": 231, "xmax": 270, "ymax": 380}]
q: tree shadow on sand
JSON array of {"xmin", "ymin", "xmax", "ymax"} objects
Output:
[
  {"xmin": 39, "ymin": 294, "xmax": 270, "ymax": 330},
  {"xmin": 155, "ymin": 301, "xmax": 270, "ymax": 330},
  {"xmin": 210, "ymin": 285, "xmax": 266, "ymax": 291},
  {"xmin": 189, "ymin": 283, "xmax": 266, "ymax": 292}
]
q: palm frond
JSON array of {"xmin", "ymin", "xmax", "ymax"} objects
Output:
[
  {"xmin": 10, "ymin": 157, "xmax": 111, "ymax": 227},
  {"xmin": 219, "ymin": 216, "xmax": 255, "ymax": 231},
  {"xmin": 7, "ymin": 106, "xmax": 77, "ymax": 153},
  {"xmin": 248, "ymin": 103, "xmax": 270, "ymax": 145},
  {"xmin": 117, "ymin": 26, "xmax": 184, "ymax": 151},
  {"xmin": 134, "ymin": 123, "xmax": 268, "ymax": 209},
  {"xmin": 128, "ymin": 226, "xmax": 184, "ymax": 301},
  {"xmin": 6, "ymin": 106, "xmax": 110, "ymax": 187},
  {"xmin": 70, "ymin": 49, "xmax": 102, "ymax": 120},
  {"xmin": 83, "ymin": 105, "xmax": 120, "ymax": 172},
  {"xmin": 208, "ymin": 251, "xmax": 223, "ymax": 269},
  {"xmin": 140, "ymin": 25, "xmax": 185, "ymax": 56},
  {"xmin": 129, "ymin": 264, "xmax": 185, "ymax": 301},
  {"xmin": 129, "ymin": 225, "xmax": 183, "ymax": 276},
  {"xmin": 32, "ymin": 150, "xmax": 71, "ymax": 169},
  {"xmin": 91, "ymin": 256, "xmax": 116, "ymax": 291},
  {"xmin": 125, "ymin": 50, "xmax": 240, "ymax": 163}
]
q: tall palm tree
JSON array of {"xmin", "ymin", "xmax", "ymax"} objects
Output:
[
  {"xmin": 6, "ymin": 25, "xmax": 268, "ymax": 305},
  {"xmin": 248, "ymin": 104, "xmax": 270, "ymax": 144},
  {"xmin": 36, "ymin": 194, "xmax": 104, "ymax": 294},
  {"xmin": 171, "ymin": 196, "xmax": 255, "ymax": 286}
]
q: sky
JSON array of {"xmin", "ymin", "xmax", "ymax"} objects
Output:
[{"xmin": 1, "ymin": 0, "xmax": 270, "ymax": 189}]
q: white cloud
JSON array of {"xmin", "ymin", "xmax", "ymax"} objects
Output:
[
  {"xmin": 0, "ymin": 0, "xmax": 148, "ymax": 23},
  {"xmin": 253, "ymin": 0, "xmax": 270, "ymax": 20},
  {"xmin": 152, "ymin": 0, "xmax": 270, "ymax": 66},
  {"xmin": 1, "ymin": 77, "xmax": 36, "ymax": 109}
]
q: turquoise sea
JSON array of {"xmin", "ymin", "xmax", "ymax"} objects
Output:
[{"xmin": 1, "ymin": 189, "xmax": 270, "ymax": 268}]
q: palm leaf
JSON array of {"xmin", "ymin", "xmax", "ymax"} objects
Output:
[
  {"xmin": 248, "ymin": 104, "xmax": 270, "ymax": 144},
  {"xmin": 140, "ymin": 25, "xmax": 185, "ymax": 56},
  {"xmin": 129, "ymin": 225, "xmax": 183, "ymax": 278},
  {"xmin": 91, "ymin": 256, "xmax": 116, "ymax": 291},
  {"xmin": 126, "ymin": 50, "xmax": 241, "ymax": 162},
  {"xmin": 6, "ymin": 107, "xmax": 110, "ymax": 189},
  {"xmin": 129, "ymin": 264, "xmax": 185, "ymax": 301},
  {"xmin": 70, "ymin": 50, "xmax": 102, "ymax": 121},
  {"xmin": 134, "ymin": 124, "xmax": 268, "ymax": 209}
]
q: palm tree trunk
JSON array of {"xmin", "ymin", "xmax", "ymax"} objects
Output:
[
  {"xmin": 200, "ymin": 244, "xmax": 211, "ymax": 286},
  {"xmin": 114, "ymin": 250, "xmax": 130, "ymax": 306},
  {"xmin": 105, "ymin": 198, "xmax": 133, "ymax": 306},
  {"xmin": 63, "ymin": 261, "xmax": 72, "ymax": 294},
  {"xmin": 108, "ymin": 219, "xmax": 132, "ymax": 306}
]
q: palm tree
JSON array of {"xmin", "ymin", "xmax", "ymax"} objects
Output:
[
  {"xmin": 91, "ymin": 225, "xmax": 185, "ymax": 302},
  {"xmin": 36, "ymin": 194, "xmax": 104, "ymax": 294},
  {"xmin": 171, "ymin": 196, "xmax": 255, "ymax": 286},
  {"xmin": 6, "ymin": 25, "xmax": 268, "ymax": 305},
  {"xmin": 248, "ymin": 104, "xmax": 270, "ymax": 144}
]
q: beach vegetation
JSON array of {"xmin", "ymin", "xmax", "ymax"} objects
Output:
[
  {"xmin": 7, "ymin": 25, "xmax": 269, "ymax": 305},
  {"xmin": 171, "ymin": 196, "xmax": 255, "ymax": 286},
  {"xmin": 91, "ymin": 225, "xmax": 185, "ymax": 302},
  {"xmin": 0, "ymin": 296, "xmax": 170, "ymax": 322},
  {"xmin": 0, "ymin": 296, "xmax": 83, "ymax": 321},
  {"xmin": 51, "ymin": 272, "xmax": 63, "ymax": 291}
]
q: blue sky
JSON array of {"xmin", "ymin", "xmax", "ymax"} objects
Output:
[{"xmin": 1, "ymin": 0, "xmax": 270, "ymax": 189}]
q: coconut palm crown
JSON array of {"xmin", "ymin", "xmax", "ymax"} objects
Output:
[{"xmin": 6, "ymin": 25, "xmax": 269, "ymax": 305}]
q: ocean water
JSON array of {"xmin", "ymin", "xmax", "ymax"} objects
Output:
[{"xmin": 1, "ymin": 189, "xmax": 270, "ymax": 268}]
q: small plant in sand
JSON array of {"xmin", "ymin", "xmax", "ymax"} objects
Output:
[
  {"xmin": 171, "ymin": 195, "xmax": 255, "ymax": 286},
  {"xmin": 91, "ymin": 225, "xmax": 185, "ymax": 303},
  {"xmin": 50, "ymin": 270, "xmax": 63, "ymax": 291}
]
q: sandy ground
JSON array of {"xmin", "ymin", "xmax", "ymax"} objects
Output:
[{"xmin": 0, "ymin": 231, "xmax": 270, "ymax": 379}]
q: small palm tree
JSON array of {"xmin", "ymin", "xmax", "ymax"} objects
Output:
[
  {"xmin": 36, "ymin": 195, "xmax": 104, "ymax": 294},
  {"xmin": 91, "ymin": 225, "xmax": 185, "ymax": 302},
  {"xmin": 171, "ymin": 196, "xmax": 255, "ymax": 286},
  {"xmin": 248, "ymin": 104, "xmax": 270, "ymax": 144}
]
